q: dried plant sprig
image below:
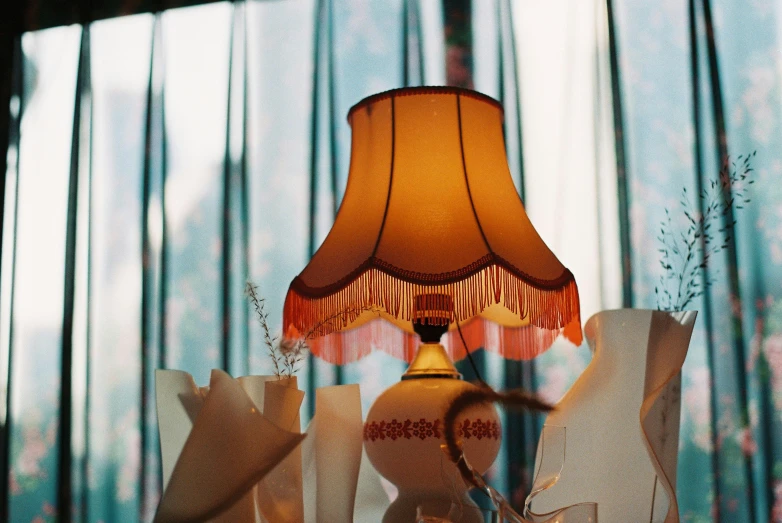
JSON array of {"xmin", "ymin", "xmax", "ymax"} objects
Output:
[
  {"xmin": 277, "ymin": 337, "xmax": 306, "ymax": 379},
  {"xmin": 279, "ymin": 304, "xmax": 384, "ymax": 375},
  {"xmin": 304, "ymin": 304, "xmax": 384, "ymax": 337},
  {"xmin": 246, "ymin": 282, "xmax": 284, "ymax": 377},
  {"xmin": 246, "ymin": 281, "xmax": 382, "ymax": 378},
  {"xmin": 656, "ymin": 151, "xmax": 755, "ymax": 311}
]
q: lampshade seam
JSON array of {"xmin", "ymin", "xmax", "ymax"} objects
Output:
[
  {"xmin": 371, "ymin": 95, "xmax": 396, "ymax": 258},
  {"xmin": 456, "ymin": 93, "xmax": 494, "ymax": 256}
]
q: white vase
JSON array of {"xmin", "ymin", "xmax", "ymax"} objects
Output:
[{"xmin": 526, "ymin": 309, "xmax": 697, "ymax": 523}]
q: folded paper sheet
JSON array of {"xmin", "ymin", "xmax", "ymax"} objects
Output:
[
  {"xmin": 300, "ymin": 384, "xmax": 388, "ymax": 523},
  {"xmin": 526, "ymin": 309, "xmax": 697, "ymax": 523},
  {"xmin": 156, "ymin": 370, "xmax": 391, "ymax": 522},
  {"xmin": 154, "ymin": 370, "xmax": 304, "ymax": 522},
  {"xmin": 257, "ymin": 378, "xmax": 305, "ymax": 522},
  {"xmin": 156, "ymin": 369, "xmax": 203, "ymax": 492}
]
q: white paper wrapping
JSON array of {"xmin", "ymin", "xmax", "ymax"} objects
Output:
[
  {"xmin": 301, "ymin": 384, "xmax": 391, "ymax": 522},
  {"xmin": 527, "ymin": 309, "xmax": 697, "ymax": 523},
  {"xmin": 154, "ymin": 369, "xmax": 305, "ymax": 522},
  {"xmin": 257, "ymin": 378, "xmax": 305, "ymax": 522},
  {"xmin": 156, "ymin": 371, "xmax": 391, "ymax": 522}
]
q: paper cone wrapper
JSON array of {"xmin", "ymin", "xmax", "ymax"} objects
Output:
[
  {"xmin": 154, "ymin": 370, "xmax": 304, "ymax": 522},
  {"xmin": 256, "ymin": 378, "xmax": 305, "ymax": 522}
]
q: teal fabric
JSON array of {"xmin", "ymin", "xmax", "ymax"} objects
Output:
[
  {"xmin": 612, "ymin": 0, "xmax": 782, "ymax": 520},
  {"xmin": 2, "ymin": 1, "xmax": 782, "ymax": 521}
]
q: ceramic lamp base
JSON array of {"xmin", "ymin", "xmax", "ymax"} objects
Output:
[
  {"xmin": 385, "ymin": 489, "xmax": 482, "ymax": 523},
  {"xmin": 363, "ymin": 366, "xmax": 501, "ymax": 523}
]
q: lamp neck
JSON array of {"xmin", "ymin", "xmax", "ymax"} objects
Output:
[
  {"xmin": 413, "ymin": 321, "xmax": 449, "ymax": 343},
  {"xmin": 402, "ymin": 342, "xmax": 461, "ymax": 380},
  {"xmin": 405, "ymin": 293, "xmax": 460, "ymax": 379}
]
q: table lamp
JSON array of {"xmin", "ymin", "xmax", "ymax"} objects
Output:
[{"xmin": 283, "ymin": 86, "xmax": 581, "ymax": 522}]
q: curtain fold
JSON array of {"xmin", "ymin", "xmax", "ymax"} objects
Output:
[
  {"xmin": 59, "ymin": 24, "xmax": 92, "ymax": 523},
  {"xmin": 139, "ymin": 14, "xmax": 157, "ymax": 520},
  {"xmin": 0, "ymin": 36, "xmax": 23, "ymax": 523},
  {"xmin": 605, "ymin": 0, "xmax": 633, "ymax": 308}
]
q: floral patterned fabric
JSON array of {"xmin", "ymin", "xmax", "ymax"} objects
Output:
[
  {"xmin": 2, "ymin": 0, "xmax": 782, "ymax": 522},
  {"xmin": 612, "ymin": 0, "xmax": 782, "ymax": 520}
]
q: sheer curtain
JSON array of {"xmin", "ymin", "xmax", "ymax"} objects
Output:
[
  {"xmin": 2, "ymin": 1, "xmax": 781, "ymax": 522},
  {"xmin": 613, "ymin": 1, "xmax": 782, "ymax": 520}
]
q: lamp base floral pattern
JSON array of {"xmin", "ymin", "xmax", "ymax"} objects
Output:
[{"xmin": 363, "ymin": 418, "xmax": 500, "ymax": 442}]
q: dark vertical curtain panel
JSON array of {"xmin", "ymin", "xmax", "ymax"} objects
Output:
[
  {"xmin": 605, "ymin": 0, "xmax": 632, "ymax": 308},
  {"xmin": 0, "ymin": 36, "xmax": 22, "ymax": 523},
  {"xmin": 496, "ymin": 2, "xmax": 539, "ymax": 505},
  {"xmin": 58, "ymin": 24, "xmax": 90, "ymax": 521},
  {"xmin": 139, "ymin": 15, "xmax": 162, "ymax": 518}
]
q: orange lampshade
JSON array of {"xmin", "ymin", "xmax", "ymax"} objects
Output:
[{"xmin": 283, "ymin": 87, "xmax": 582, "ymax": 364}]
